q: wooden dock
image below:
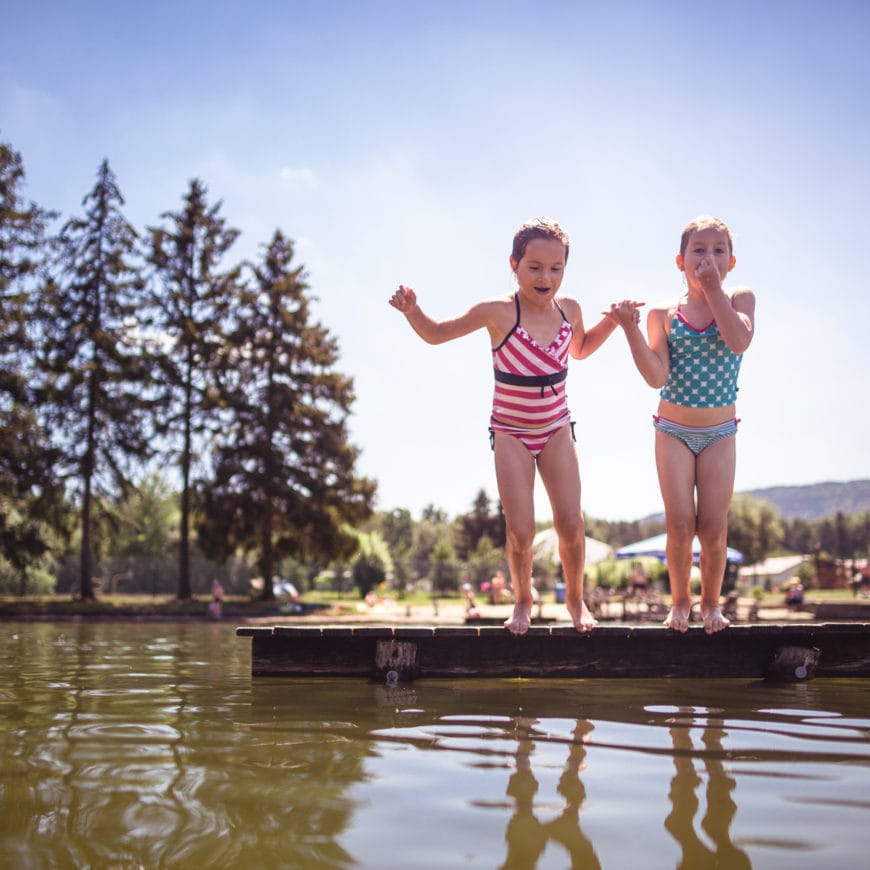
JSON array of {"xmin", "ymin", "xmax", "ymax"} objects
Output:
[{"xmin": 237, "ymin": 622, "xmax": 870, "ymax": 682}]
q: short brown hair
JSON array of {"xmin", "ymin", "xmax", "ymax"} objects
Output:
[
  {"xmin": 511, "ymin": 217, "xmax": 570, "ymax": 264},
  {"xmin": 680, "ymin": 215, "xmax": 734, "ymax": 256}
]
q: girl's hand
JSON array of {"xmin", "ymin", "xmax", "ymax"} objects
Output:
[
  {"xmin": 694, "ymin": 257, "xmax": 723, "ymax": 294},
  {"xmin": 389, "ymin": 284, "xmax": 417, "ymax": 313},
  {"xmin": 605, "ymin": 299, "xmax": 644, "ymax": 329}
]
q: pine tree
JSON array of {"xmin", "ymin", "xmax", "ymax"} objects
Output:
[
  {"xmin": 38, "ymin": 160, "xmax": 151, "ymax": 599},
  {"xmin": 197, "ymin": 230, "xmax": 375, "ymax": 599},
  {"xmin": 147, "ymin": 179, "xmax": 242, "ymax": 600},
  {"xmin": 0, "ymin": 140, "xmax": 65, "ymax": 586},
  {"xmin": 457, "ymin": 489, "xmax": 506, "ymax": 558}
]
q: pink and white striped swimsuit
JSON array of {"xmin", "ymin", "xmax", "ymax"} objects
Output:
[{"xmin": 490, "ymin": 294, "xmax": 573, "ymax": 456}]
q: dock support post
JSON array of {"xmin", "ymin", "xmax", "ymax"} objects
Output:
[
  {"xmin": 375, "ymin": 640, "xmax": 419, "ymax": 683},
  {"xmin": 765, "ymin": 645, "xmax": 821, "ymax": 681}
]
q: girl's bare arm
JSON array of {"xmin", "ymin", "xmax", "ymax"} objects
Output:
[
  {"xmin": 564, "ymin": 298, "xmax": 620, "ymax": 360},
  {"xmin": 693, "ymin": 261, "xmax": 755, "ymax": 353},
  {"xmin": 704, "ymin": 285, "xmax": 755, "ymax": 353},
  {"xmin": 611, "ymin": 301, "xmax": 670, "ymax": 389},
  {"xmin": 389, "ymin": 285, "xmax": 499, "ymax": 345}
]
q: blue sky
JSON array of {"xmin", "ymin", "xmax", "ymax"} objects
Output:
[{"xmin": 4, "ymin": 0, "xmax": 869, "ymax": 521}]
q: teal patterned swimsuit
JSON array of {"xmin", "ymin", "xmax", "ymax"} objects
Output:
[{"xmin": 659, "ymin": 305, "xmax": 742, "ymax": 408}]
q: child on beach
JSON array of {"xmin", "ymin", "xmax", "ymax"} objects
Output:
[
  {"xmin": 389, "ymin": 217, "xmax": 635, "ymax": 635},
  {"xmin": 610, "ymin": 216, "xmax": 755, "ymax": 634}
]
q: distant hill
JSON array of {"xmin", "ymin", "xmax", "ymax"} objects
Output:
[{"xmin": 744, "ymin": 480, "xmax": 870, "ymax": 521}]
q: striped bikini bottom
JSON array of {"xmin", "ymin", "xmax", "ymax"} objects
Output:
[
  {"xmin": 653, "ymin": 415, "xmax": 739, "ymax": 456},
  {"xmin": 489, "ymin": 418, "xmax": 575, "ymax": 458}
]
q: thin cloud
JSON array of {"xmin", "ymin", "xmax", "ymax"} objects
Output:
[{"xmin": 279, "ymin": 167, "xmax": 318, "ymax": 189}]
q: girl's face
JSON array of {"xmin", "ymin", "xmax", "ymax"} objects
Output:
[
  {"xmin": 677, "ymin": 227, "xmax": 735, "ymax": 283},
  {"xmin": 510, "ymin": 237, "xmax": 567, "ymax": 304}
]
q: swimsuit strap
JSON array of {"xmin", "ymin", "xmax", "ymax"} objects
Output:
[
  {"xmin": 493, "ymin": 292, "xmax": 568, "ymax": 353},
  {"xmin": 518, "ymin": 291, "xmax": 569, "ymax": 323},
  {"xmin": 492, "ymin": 293, "xmax": 522, "ymax": 353}
]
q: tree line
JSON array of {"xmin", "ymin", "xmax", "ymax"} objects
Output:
[
  {"xmin": 1, "ymin": 139, "xmax": 374, "ymax": 600},
  {"xmin": 3, "ymin": 137, "xmax": 868, "ymax": 602}
]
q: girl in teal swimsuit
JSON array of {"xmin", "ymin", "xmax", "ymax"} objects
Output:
[{"xmin": 609, "ymin": 216, "xmax": 756, "ymax": 635}]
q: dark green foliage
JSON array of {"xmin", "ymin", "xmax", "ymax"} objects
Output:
[
  {"xmin": 352, "ymin": 556, "xmax": 384, "ymax": 600},
  {"xmin": 147, "ymin": 179, "xmax": 242, "ymax": 599},
  {"xmin": 37, "ymin": 159, "xmax": 151, "ymax": 598},
  {"xmin": 456, "ymin": 489, "xmax": 505, "ymax": 558},
  {"xmin": 196, "ymin": 231, "xmax": 375, "ymax": 599},
  {"xmin": 0, "ymin": 141, "xmax": 66, "ymax": 584}
]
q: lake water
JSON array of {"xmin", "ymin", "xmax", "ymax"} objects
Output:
[{"xmin": 0, "ymin": 622, "xmax": 868, "ymax": 869}]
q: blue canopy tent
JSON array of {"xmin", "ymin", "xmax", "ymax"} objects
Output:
[{"xmin": 615, "ymin": 532, "xmax": 743, "ymax": 564}]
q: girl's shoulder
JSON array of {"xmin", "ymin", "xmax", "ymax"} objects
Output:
[
  {"xmin": 467, "ymin": 293, "xmax": 516, "ymax": 317},
  {"xmin": 474, "ymin": 293, "xmax": 520, "ymax": 332},
  {"xmin": 727, "ymin": 285, "xmax": 756, "ymax": 314},
  {"xmin": 648, "ymin": 297, "xmax": 680, "ymax": 321},
  {"xmin": 553, "ymin": 294, "xmax": 581, "ymax": 316},
  {"xmin": 727, "ymin": 284, "xmax": 755, "ymax": 301}
]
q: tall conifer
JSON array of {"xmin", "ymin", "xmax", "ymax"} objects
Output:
[
  {"xmin": 147, "ymin": 179, "xmax": 241, "ymax": 599},
  {"xmin": 0, "ymin": 140, "xmax": 64, "ymax": 587},
  {"xmin": 39, "ymin": 160, "xmax": 150, "ymax": 599},
  {"xmin": 198, "ymin": 231, "xmax": 375, "ymax": 598}
]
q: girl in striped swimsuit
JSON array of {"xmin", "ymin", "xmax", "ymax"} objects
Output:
[
  {"xmin": 610, "ymin": 216, "xmax": 756, "ymax": 635},
  {"xmin": 389, "ymin": 217, "xmax": 634, "ymax": 635}
]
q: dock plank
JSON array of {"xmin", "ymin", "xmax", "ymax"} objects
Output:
[{"xmin": 237, "ymin": 622, "xmax": 870, "ymax": 681}]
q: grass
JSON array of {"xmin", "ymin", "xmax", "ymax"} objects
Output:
[
  {"xmin": 0, "ymin": 593, "xmax": 352, "ymax": 620},
  {"xmin": 0, "ymin": 588, "xmax": 450, "ymax": 619}
]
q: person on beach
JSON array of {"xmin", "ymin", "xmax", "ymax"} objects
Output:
[
  {"xmin": 609, "ymin": 216, "xmax": 755, "ymax": 634},
  {"xmin": 389, "ymin": 217, "xmax": 634, "ymax": 635}
]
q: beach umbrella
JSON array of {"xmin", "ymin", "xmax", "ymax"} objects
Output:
[{"xmin": 615, "ymin": 532, "xmax": 743, "ymax": 564}]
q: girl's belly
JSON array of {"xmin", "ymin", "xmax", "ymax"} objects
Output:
[{"xmin": 655, "ymin": 398, "xmax": 737, "ymax": 426}]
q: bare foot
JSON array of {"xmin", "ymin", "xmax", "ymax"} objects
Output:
[
  {"xmin": 567, "ymin": 599, "xmax": 597, "ymax": 633},
  {"xmin": 664, "ymin": 602, "xmax": 691, "ymax": 633},
  {"xmin": 504, "ymin": 601, "xmax": 532, "ymax": 635},
  {"xmin": 701, "ymin": 604, "xmax": 730, "ymax": 634}
]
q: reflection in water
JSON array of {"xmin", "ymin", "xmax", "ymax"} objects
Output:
[
  {"xmin": 0, "ymin": 624, "xmax": 368, "ymax": 867},
  {"xmin": 1, "ymin": 624, "xmax": 869, "ymax": 868},
  {"xmin": 501, "ymin": 718, "xmax": 600, "ymax": 869},
  {"xmin": 665, "ymin": 710, "xmax": 750, "ymax": 870}
]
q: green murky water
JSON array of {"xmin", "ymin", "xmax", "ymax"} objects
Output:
[{"xmin": 1, "ymin": 622, "xmax": 868, "ymax": 868}]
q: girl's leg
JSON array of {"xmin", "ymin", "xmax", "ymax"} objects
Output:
[
  {"xmin": 655, "ymin": 430, "xmax": 698, "ymax": 632},
  {"xmin": 493, "ymin": 431, "xmax": 537, "ymax": 635},
  {"xmin": 696, "ymin": 436, "xmax": 736, "ymax": 633},
  {"xmin": 537, "ymin": 426, "xmax": 596, "ymax": 632}
]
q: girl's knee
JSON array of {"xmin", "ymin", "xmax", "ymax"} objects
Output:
[
  {"xmin": 666, "ymin": 519, "xmax": 695, "ymax": 545},
  {"xmin": 553, "ymin": 514, "xmax": 584, "ymax": 545},
  {"xmin": 505, "ymin": 523, "xmax": 535, "ymax": 552},
  {"xmin": 696, "ymin": 519, "xmax": 727, "ymax": 547}
]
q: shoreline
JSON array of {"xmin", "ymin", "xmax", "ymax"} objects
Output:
[{"xmin": 2, "ymin": 597, "xmax": 866, "ymax": 625}]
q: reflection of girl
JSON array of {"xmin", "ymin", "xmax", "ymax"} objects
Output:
[
  {"xmin": 500, "ymin": 719, "xmax": 600, "ymax": 869},
  {"xmin": 665, "ymin": 714, "xmax": 750, "ymax": 869},
  {"xmin": 502, "ymin": 718, "xmax": 547, "ymax": 868},
  {"xmin": 544, "ymin": 720, "xmax": 600, "ymax": 869}
]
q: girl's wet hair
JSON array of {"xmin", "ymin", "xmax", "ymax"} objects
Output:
[
  {"xmin": 680, "ymin": 215, "xmax": 734, "ymax": 256},
  {"xmin": 511, "ymin": 217, "xmax": 570, "ymax": 264}
]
